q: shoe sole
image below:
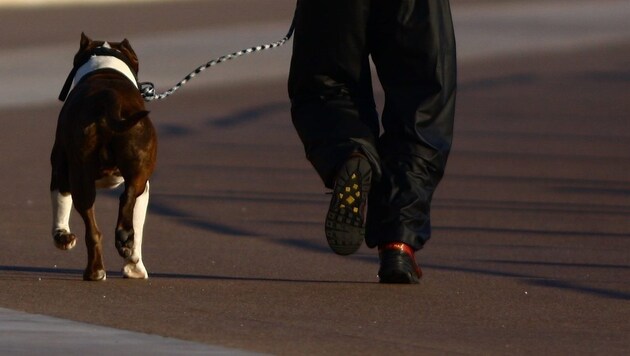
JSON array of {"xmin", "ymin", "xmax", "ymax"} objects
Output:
[
  {"xmin": 378, "ymin": 270, "xmax": 420, "ymax": 284},
  {"xmin": 325, "ymin": 155, "xmax": 371, "ymax": 255}
]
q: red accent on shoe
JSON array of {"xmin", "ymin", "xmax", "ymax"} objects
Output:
[{"xmin": 378, "ymin": 242, "xmax": 422, "ymax": 278}]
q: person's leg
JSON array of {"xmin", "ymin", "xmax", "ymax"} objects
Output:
[
  {"xmin": 288, "ymin": 0, "xmax": 381, "ymax": 188},
  {"xmin": 366, "ymin": 0, "xmax": 456, "ymax": 258}
]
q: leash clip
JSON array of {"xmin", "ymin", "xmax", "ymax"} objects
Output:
[{"xmin": 139, "ymin": 82, "xmax": 156, "ymax": 102}]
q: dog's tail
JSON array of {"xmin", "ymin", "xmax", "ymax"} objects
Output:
[
  {"xmin": 106, "ymin": 109, "xmax": 150, "ymax": 132},
  {"xmin": 100, "ymin": 90, "xmax": 150, "ymax": 132}
]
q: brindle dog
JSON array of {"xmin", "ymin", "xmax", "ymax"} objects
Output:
[{"xmin": 51, "ymin": 33, "xmax": 157, "ymax": 281}]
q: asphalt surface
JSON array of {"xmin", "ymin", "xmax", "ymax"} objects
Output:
[
  {"xmin": 0, "ymin": 0, "xmax": 629, "ymax": 355},
  {"xmin": 0, "ymin": 307, "xmax": 257, "ymax": 355}
]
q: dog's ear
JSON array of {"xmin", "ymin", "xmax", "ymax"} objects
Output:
[
  {"xmin": 120, "ymin": 39, "xmax": 137, "ymax": 58},
  {"xmin": 120, "ymin": 38, "xmax": 139, "ymax": 72},
  {"xmin": 80, "ymin": 32, "xmax": 91, "ymax": 49}
]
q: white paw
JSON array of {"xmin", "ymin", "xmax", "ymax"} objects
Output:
[
  {"xmin": 122, "ymin": 260, "xmax": 148, "ymax": 279},
  {"xmin": 53, "ymin": 230, "xmax": 77, "ymax": 251}
]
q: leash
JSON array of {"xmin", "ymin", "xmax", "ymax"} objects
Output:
[{"xmin": 140, "ymin": 19, "xmax": 296, "ymax": 102}]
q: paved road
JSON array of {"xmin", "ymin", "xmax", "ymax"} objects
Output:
[
  {"xmin": 0, "ymin": 307, "xmax": 257, "ymax": 355},
  {"xmin": 0, "ymin": 0, "xmax": 629, "ymax": 354}
]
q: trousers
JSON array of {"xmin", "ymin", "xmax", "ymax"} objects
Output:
[{"xmin": 288, "ymin": 0, "xmax": 457, "ymax": 250}]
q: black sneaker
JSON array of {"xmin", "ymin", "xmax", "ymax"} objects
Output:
[
  {"xmin": 325, "ymin": 154, "xmax": 372, "ymax": 255},
  {"xmin": 378, "ymin": 242, "xmax": 422, "ymax": 284}
]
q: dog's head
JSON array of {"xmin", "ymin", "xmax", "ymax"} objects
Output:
[
  {"xmin": 59, "ymin": 33, "xmax": 141, "ymax": 102},
  {"xmin": 75, "ymin": 33, "xmax": 139, "ymax": 74}
]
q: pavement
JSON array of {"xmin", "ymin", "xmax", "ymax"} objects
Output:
[
  {"xmin": 0, "ymin": 0, "xmax": 629, "ymax": 355},
  {"xmin": 0, "ymin": 0, "xmax": 176, "ymax": 7},
  {"xmin": 0, "ymin": 307, "xmax": 259, "ymax": 355}
]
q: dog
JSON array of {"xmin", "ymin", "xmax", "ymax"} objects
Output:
[{"xmin": 50, "ymin": 33, "xmax": 157, "ymax": 281}]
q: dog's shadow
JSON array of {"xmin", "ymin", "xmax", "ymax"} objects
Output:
[{"xmin": 0, "ymin": 265, "xmax": 373, "ymax": 284}]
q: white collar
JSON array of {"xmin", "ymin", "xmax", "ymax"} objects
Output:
[{"xmin": 72, "ymin": 55, "xmax": 138, "ymax": 89}]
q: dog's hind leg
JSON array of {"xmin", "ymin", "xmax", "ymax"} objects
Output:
[
  {"xmin": 122, "ymin": 181, "xmax": 150, "ymax": 279},
  {"xmin": 51, "ymin": 190, "xmax": 77, "ymax": 250},
  {"xmin": 72, "ymin": 173, "xmax": 107, "ymax": 281},
  {"xmin": 79, "ymin": 205, "xmax": 107, "ymax": 281},
  {"xmin": 50, "ymin": 143, "xmax": 77, "ymax": 250}
]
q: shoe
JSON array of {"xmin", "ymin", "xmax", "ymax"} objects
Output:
[
  {"xmin": 325, "ymin": 154, "xmax": 372, "ymax": 255},
  {"xmin": 378, "ymin": 242, "xmax": 422, "ymax": 284}
]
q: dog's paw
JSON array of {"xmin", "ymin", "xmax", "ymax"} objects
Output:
[
  {"xmin": 122, "ymin": 260, "xmax": 148, "ymax": 279},
  {"xmin": 115, "ymin": 228, "xmax": 134, "ymax": 258},
  {"xmin": 83, "ymin": 268, "xmax": 107, "ymax": 281},
  {"xmin": 53, "ymin": 230, "xmax": 77, "ymax": 250}
]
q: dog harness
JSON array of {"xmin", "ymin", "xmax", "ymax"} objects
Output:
[{"xmin": 58, "ymin": 43, "xmax": 139, "ymax": 102}]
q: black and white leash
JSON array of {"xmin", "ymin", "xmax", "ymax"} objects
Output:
[{"xmin": 140, "ymin": 19, "xmax": 295, "ymax": 102}]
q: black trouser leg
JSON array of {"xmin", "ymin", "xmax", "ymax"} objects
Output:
[
  {"xmin": 365, "ymin": 0, "xmax": 457, "ymax": 250},
  {"xmin": 288, "ymin": 0, "xmax": 381, "ymax": 188}
]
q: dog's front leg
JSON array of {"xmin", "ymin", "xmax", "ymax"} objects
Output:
[
  {"xmin": 51, "ymin": 190, "xmax": 77, "ymax": 250},
  {"xmin": 118, "ymin": 181, "xmax": 149, "ymax": 279}
]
